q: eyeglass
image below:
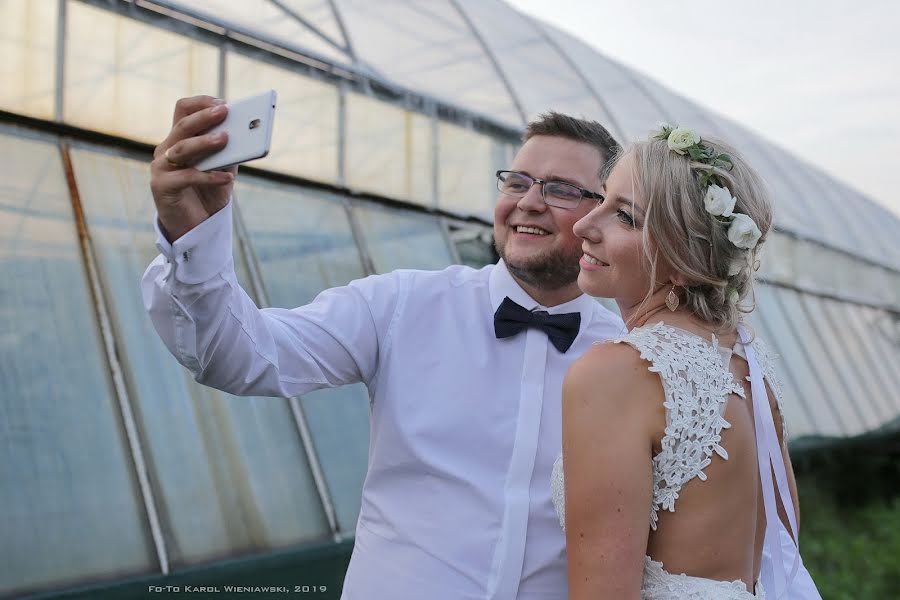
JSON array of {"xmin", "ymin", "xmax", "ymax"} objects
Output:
[{"xmin": 495, "ymin": 170, "xmax": 604, "ymax": 209}]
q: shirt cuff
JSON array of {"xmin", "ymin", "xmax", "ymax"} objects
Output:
[{"xmin": 154, "ymin": 202, "xmax": 234, "ymax": 284}]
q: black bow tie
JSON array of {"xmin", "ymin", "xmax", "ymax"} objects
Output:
[{"xmin": 493, "ymin": 297, "xmax": 581, "ymax": 353}]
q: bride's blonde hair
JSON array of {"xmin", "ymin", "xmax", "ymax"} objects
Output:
[{"xmin": 619, "ymin": 135, "xmax": 773, "ymax": 331}]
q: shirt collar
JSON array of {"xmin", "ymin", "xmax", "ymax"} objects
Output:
[{"xmin": 489, "ymin": 259, "xmax": 596, "ymax": 331}]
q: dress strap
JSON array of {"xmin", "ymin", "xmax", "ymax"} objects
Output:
[{"xmin": 738, "ymin": 324, "xmax": 799, "ymax": 599}]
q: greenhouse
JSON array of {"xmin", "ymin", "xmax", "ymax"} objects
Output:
[{"xmin": 1, "ymin": 0, "xmax": 899, "ymax": 597}]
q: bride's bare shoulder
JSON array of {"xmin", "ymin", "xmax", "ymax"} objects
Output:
[{"xmin": 564, "ymin": 341, "xmax": 665, "ymax": 414}]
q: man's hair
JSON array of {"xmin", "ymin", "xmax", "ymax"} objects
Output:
[{"xmin": 524, "ymin": 111, "xmax": 619, "ymax": 163}]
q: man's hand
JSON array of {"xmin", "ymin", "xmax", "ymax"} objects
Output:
[{"xmin": 151, "ymin": 95, "xmax": 237, "ymax": 242}]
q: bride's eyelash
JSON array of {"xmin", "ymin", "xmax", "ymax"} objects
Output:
[{"xmin": 617, "ymin": 209, "xmax": 635, "ymax": 226}]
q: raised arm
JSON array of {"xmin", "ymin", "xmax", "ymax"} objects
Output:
[
  {"xmin": 143, "ymin": 96, "xmax": 399, "ymax": 399},
  {"xmin": 561, "ymin": 343, "xmax": 659, "ymax": 600}
]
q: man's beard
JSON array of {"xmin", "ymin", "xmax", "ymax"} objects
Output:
[{"xmin": 496, "ymin": 242, "xmax": 581, "ymax": 291}]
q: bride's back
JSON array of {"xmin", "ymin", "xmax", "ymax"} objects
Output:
[{"xmin": 623, "ymin": 321, "xmax": 789, "ymax": 590}]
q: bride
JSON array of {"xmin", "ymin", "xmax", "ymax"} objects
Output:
[{"xmin": 551, "ymin": 126, "xmax": 810, "ymax": 599}]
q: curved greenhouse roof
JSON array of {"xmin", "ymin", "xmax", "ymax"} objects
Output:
[{"xmin": 152, "ymin": 0, "xmax": 900, "ymax": 271}]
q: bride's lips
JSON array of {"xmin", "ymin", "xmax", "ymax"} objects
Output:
[{"xmin": 580, "ymin": 251, "xmax": 608, "ymax": 271}]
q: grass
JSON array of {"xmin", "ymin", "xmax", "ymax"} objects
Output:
[{"xmin": 796, "ymin": 473, "xmax": 900, "ymax": 598}]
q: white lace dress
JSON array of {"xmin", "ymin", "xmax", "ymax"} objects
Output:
[{"xmin": 551, "ymin": 322, "xmax": 787, "ymax": 599}]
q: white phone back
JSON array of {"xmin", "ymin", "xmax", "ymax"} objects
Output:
[{"xmin": 195, "ymin": 90, "xmax": 277, "ymax": 171}]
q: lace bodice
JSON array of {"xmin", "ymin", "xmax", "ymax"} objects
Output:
[
  {"xmin": 551, "ymin": 322, "xmax": 784, "ymax": 531},
  {"xmin": 619, "ymin": 323, "xmax": 745, "ymax": 528}
]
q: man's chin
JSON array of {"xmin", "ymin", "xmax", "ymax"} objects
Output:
[{"xmin": 501, "ymin": 251, "xmax": 581, "ymax": 291}]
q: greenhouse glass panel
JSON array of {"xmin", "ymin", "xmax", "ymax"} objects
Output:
[
  {"xmin": 831, "ymin": 179, "xmax": 900, "ymax": 272},
  {"xmin": 641, "ymin": 79, "xmax": 722, "ymax": 137},
  {"xmin": 0, "ymin": 0, "xmax": 56, "ymax": 120},
  {"xmin": 753, "ymin": 285, "xmax": 843, "ymax": 436},
  {"xmin": 236, "ymin": 177, "xmax": 372, "ymax": 533},
  {"xmin": 447, "ymin": 223, "xmax": 497, "ymax": 269},
  {"xmin": 70, "ymin": 147, "xmax": 330, "ymax": 563},
  {"xmin": 856, "ymin": 307, "xmax": 900, "ymax": 412},
  {"xmin": 457, "ymin": 0, "xmax": 614, "ymax": 126},
  {"xmin": 159, "ymin": 0, "xmax": 350, "ymax": 64},
  {"xmin": 346, "ymin": 93, "xmax": 432, "ymax": 205},
  {"xmin": 227, "ymin": 52, "xmax": 339, "ymax": 184},
  {"xmin": 820, "ymin": 299, "xmax": 898, "ymax": 423},
  {"xmin": 799, "ymin": 294, "xmax": 885, "ymax": 430},
  {"xmin": 298, "ymin": 384, "xmax": 371, "ymax": 536},
  {"xmin": 338, "ymin": 0, "xmax": 521, "ymax": 126},
  {"xmin": 438, "ymin": 122, "xmax": 506, "ymax": 220},
  {"xmin": 788, "ymin": 160, "xmax": 876, "ymax": 262},
  {"xmin": 64, "ymin": 1, "xmax": 218, "ymax": 144},
  {"xmin": 542, "ymin": 23, "xmax": 663, "ymax": 142},
  {"xmin": 746, "ymin": 302, "xmax": 817, "ymax": 438},
  {"xmin": 282, "ymin": 0, "xmax": 349, "ymax": 47},
  {"xmin": 353, "ymin": 203, "xmax": 455, "ymax": 272},
  {"xmin": 772, "ymin": 288, "xmax": 868, "ymax": 435},
  {"xmin": 791, "ymin": 237, "xmax": 852, "ymax": 296},
  {"xmin": 236, "ymin": 176, "xmax": 365, "ymax": 306},
  {"xmin": 756, "ymin": 231, "xmax": 797, "ymax": 287},
  {"xmin": 0, "ymin": 131, "xmax": 153, "ymax": 595}
]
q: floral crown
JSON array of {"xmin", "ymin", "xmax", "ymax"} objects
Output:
[{"xmin": 651, "ymin": 124, "xmax": 761, "ymax": 303}]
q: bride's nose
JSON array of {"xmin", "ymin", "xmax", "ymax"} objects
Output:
[{"xmin": 573, "ymin": 208, "xmax": 600, "ymax": 241}]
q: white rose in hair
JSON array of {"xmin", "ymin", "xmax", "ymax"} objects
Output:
[
  {"xmin": 667, "ymin": 127, "xmax": 701, "ymax": 154},
  {"xmin": 727, "ymin": 213, "xmax": 762, "ymax": 249},
  {"xmin": 704, "ymin": 184, "xmax": 736, "ymax": 217}
]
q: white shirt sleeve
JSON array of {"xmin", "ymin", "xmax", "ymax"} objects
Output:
[{"xmin": 141, "ymin": 203, "xmax": 402, "ymax": 399}]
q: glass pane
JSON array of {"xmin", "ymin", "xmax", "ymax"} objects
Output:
[
  {"xmin": 0, "ymin": 0, "xmax": 56, "ymax": 119},
  {"xmin": 0, "ymin": 130, "xmax": 153, "ymax": 595},
  {"xmin": 745, "ymin": 294, "xmax": 817, "ymax": 439},
  {"xmin": 69, "ymin": 146, "xmax": 329, "ymax": 564},
  {"xmin": 770, "ymin": 288, "xmax": 867, "ymax": 435},
  {"xmin": 346, "ymin": 93, "xmax": 432, "ymax": 205},
  {"xmin": 643, "ymin": 78, "xmax": 722, "ymax": 138},
  {"xmin": 438, "ymin": 122, "xmax": 506, "ymax": 220},
  {"xmin": 64, "ymin": 1, "xmax": 218, "ymax": 144},
  {"xmin": 457, "ymin": 0, "xmax": 616, "ymax": 128},
  {"xmin": 338, "ymin": 0, "xmax": 522, "ymax": 126},
  {"xmin": 299, "ymin": 384, "xmax": 371, "ymax": 536},
  {"xmin": 545, "ymin": 22, "xmax": 663, "ymax": 142},
  {"xmin": 162, "ymin": 0, "xmax": 351, "ymax": 64},
  {"xmin": 354, "ymin": 203, "xmax": 455, "ymax": 272},
  {"xmin": 236, "ymin": 175, "xmax": 371, "ymax": 533},
  {"xmin": 753, "ymin": 285, "xmax": 844, "ymax": 436},
  {"xmin": 227, "ymin": 52, "xmax": 339, "ymax": 183},
  {"xmin": 236, "ymin": 177, "xmax": 365, "ymax": 305},
  {"xmin": 820, "ymin": 299, "xmax": 898, "ymax": 425},
  {"xmin": 853, "ymin": 307, "xmax": 900, "ymax": 417},
  {"xmin": 798, "ymin": 294, "xmax": 884, "ymax": 430},
  {"xmin": 447, "ymin": 222, "xmax": 497, "ymax": 268}
]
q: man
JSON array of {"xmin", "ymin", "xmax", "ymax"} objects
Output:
[{"xmin": 144, "ymin": 97, "xmax": 817, "ymax": 599}]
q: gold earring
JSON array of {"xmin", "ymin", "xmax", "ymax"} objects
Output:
[{"xmin": 666, "ymin": 285, "xmax": 680, "ymax": 312}]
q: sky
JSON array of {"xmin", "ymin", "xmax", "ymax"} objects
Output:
[{"xmin": 507, "ymin": 0, "xmax": 900, "ymax": 219}]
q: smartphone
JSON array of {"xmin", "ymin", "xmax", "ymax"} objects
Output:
[{"xmin": 194, "ymin": 90, "xmax": 277, "ymax": 172}]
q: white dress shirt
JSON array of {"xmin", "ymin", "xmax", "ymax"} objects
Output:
[{"xmin": 142, "ymin": 203, "xmax": 626, "ymax": 599}]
